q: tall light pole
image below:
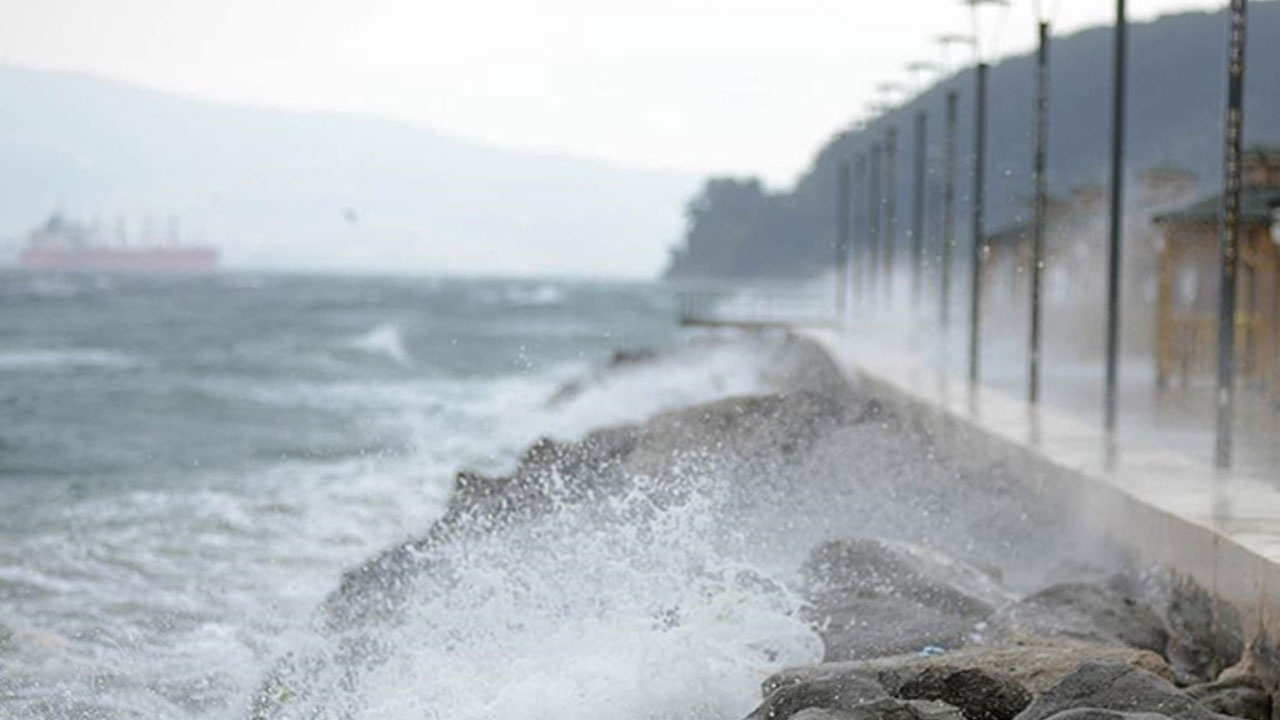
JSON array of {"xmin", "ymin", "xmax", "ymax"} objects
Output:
[
  {"xmin": 1103, "ymin": 0, "xmax": 1128, "ymax": 433},
  {"xmin": 962, "ymin": 1, "xmax": 1006, "ymax": 385},
  {"xmin": 855, "ymin": 152, "xmax": 868, "ymax": 309},
  {"xmin": 836, "ymin": 159, "xmax": 851, "ymax": 322},
  {"xmin": 903, "ymin": 60, "xmax": 941, "ymax": 317},
  {"xmin": 1029, "ymin": 20, "xmax": 1051, "ymax": 405},
  {"xmin": 1215, "ymin": 0, "xmax": 1248, "ymax": 469},
  {"xmin": 969, "ymin": 61, "xmax": 989, "ymax": 385},
  {"xmin": 877, "ymin": 84, "xmax": 906, "ymax": 309},
  {"xmin": 869, "ymin": 141, "xmax": 883, "ymax": 307},
  {"xmin": 935, "ymin": 35, "xmax": 972, "ymax": 332},
  {"xmin": 885, "ymin": 123, "xmax": 899, "ymax": 307},
  {"xmin": 912, "ymin": 110, "xmax": 928, "ymax": 313},
  {"xmin": 942, "ymin": 89, "xmax": 959, "ymax": 329}
]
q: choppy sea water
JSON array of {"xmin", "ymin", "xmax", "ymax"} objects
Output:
[{"xmin": 0, "ymin": 271, "xmax": 803, "ymax": 719}]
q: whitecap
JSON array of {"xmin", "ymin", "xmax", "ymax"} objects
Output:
[
  {"xmin": 3, "ymin": 277, "xmax": 80, "ymax": 299},
  {"xmin": 347, "ymin": 323, "xmax": 412, "ymax": 366},
  {"xmin": 505, "ymin": 283, "xmax": 565, "ymax": 307},
  {"xmin": 540, "ymin": 338, "xmax": 776, "ymax": 439},
  {"xmin": 0, "ymin": 349, "xmax": 141, "ymax": 371}
]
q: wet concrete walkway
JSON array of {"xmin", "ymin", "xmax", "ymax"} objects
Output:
[{"xmin": 803, "ymin": 318, "xmax": 1280, "ymax": 637}]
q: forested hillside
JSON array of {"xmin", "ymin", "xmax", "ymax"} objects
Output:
[{"xmin": 665, "ymin": 2, "xmax": 1280, "ymax": 279}]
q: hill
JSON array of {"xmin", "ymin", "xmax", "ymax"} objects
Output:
[
  {"xmin": 665, "ymin": 2, "xmax": 1280, "ymax": 279},
  {"xmin": 0, "ymin": 67, "xmax": 698, "ymax": 277}
]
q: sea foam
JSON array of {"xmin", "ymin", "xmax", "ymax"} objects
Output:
[
  {"xmin": 263, "ymin": 461, "xmax": 823, "ymax": 720},
  {"xmin": 348, "ymin": 323, "xmax": 413, "ymax": 366}
]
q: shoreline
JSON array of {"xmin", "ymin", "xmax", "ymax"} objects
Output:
[{"xmin": 252, "ymin": 330, "xmax": 1264, "ymax": 720}]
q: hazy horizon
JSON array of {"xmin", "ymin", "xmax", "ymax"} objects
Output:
[
  {"xmin": 0, "ymin": 0, "xmax": 1235, "ymax": 185},
  {"xmin": 0, "ymin": 0, "xmax": 1252, "ymax": 278}
]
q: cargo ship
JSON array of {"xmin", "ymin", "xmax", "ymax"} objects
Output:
[{"xmin": 18, "ymin": 214, "xmax": 219, "ymax": 272}]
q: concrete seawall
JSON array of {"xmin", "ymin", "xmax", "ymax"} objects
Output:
[{"xmin": 803, "ymin": 327, "xmax": 1280, "ymax": 678}]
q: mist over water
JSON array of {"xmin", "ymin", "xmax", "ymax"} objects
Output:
[
  {"xmin": 0, "ymin": 272, "xmax": 784, "ymax": 719},
  {"xmin": 269, "ymin": 459, "xmax": 827, "ymax": 720},
  {"xmin": 0, "ymin": 271, "xmax": 1118, "ymax": 720}
]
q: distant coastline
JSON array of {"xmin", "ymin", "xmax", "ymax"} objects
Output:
[{"xmin": 665, "ymin": 3, "xmax": 1280, "ymax": 280}]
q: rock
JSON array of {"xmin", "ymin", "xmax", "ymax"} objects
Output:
[
  {"xmin": 763, "ymin": 637, "xmax": 1174, "ymax": 701},
  {"xmin": 760, "ymin": 332, "xmax": 858, "ymax": 403},
  {"xmin": 790, "ymin": 710, "xmax": 853, "ymax": 720},
  {"xmin": 991, "ymin": 582, "xmax": 1169, "ymax": 655},
  {"xmin": 800, "ymin": 538, "xmax": 999, "ymax": 661},
  {"xmin": 788, "ymin": 699, "xmax": 966, "ymax": 720},
  {"xmin": 547, "ymin": 332, "xmax": 851, "ymax": 408},
  {"xmin": 543, "ymin": 344, "xmax": 665, "ymax": 407},
  {"xmin": 1015, "ymin": 662, "xmax": 1225, "ymax": 720},
  {"xmin": 609, "ymin": 347, "xmax": 659, "ymax": 368},
  {"xmin": 1162, "ymin": 577, "xmax": 1244, "ymax": 682},
  {"xmin": 316, "ymin": 345, "xmax": 866, "ymax": 645},
  {"xmin": 1038, "ymin": 710, "xmax": 1174, "ymax": 720},
  {"xmin": 624, "ymin": 390, "xmax": 859, "ymax": 477},
  {"xmin": 746, "ymin": 672, "xmax": 888, "ymax": 720},
  {"xmin": 1239, "ymin": 634, "xmax": 1280, "ymax": 692},
  {"xmin": 892, "ymin": 666, "xmax": 1032, "ymax": 720},
  {"xmin": 1184, "ymin": 675, "xmax": 1271, "ymax": 720},
  {"xmin": 816, "ymin": 595, "xmax": 988, "ymax": 662}
]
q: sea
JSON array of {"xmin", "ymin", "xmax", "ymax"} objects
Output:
[{"xmin": 0, "ymin": 271, "xmax": 820, "ymax": 719}]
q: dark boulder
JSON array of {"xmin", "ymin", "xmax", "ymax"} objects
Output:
[
  {"xmin": 787, "ymin": 699, "xmax": 967, "ymax": 720},
  {"xmin": 627, "ymin": 390, "xmax": 858, "ymax": 474},
  {"xmin": 609, "ymin": 347, "xmax": 660, "ymax": 367},
  {"xmin": 1184, "ymin": 674, "xmax": 1271, "ymax": 720},
  {"xmin": 991, "ymin": 582, "xmax": 1169, "ymax": 655},
  {"xmin": 746, "ymin": 672, "xmax": 888, "ymax": 720},
  {"xmin": 1015, "ymin": 662, "xmax": 1227, "ymax": 720},
  {"xmin": 1038, "ymin": 710, "xmax": 1174, "ymax": 720},
  {"xmin": 753, "ymin": 653, "xmax": 1031, "ymax": 720},
  {"xmin": 1161, "ymin": 577, "xmax": 1244, "ymax": 682},
  {"xmin": 801, "ymin": 538, "xmax": 998, "ymax": 661},
  {"xmin": 891, "ymin": 666, "xmax": 1032, "ymax": 720},
  {"xmin": 760, "ymin": 638, "xmax": 1175, "ymax": 720}
]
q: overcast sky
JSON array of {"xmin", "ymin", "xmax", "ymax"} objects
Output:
[{"xmin": 0, "ymin": 0, "xmax": 1231, "ymax": 187}]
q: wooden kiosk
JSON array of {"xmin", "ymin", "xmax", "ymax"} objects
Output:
[{"xmin": 1153, "ymin": 146, "xmax": 1280, "ymax": 389}]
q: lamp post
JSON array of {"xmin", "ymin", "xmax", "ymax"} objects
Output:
[
  {"xmin": 903, "ymin": 61, "xmax": 940, "ymax": 312},
  {"xmin": 877, "ymin": 84, "xmax": 906, "ymax": 309},
  {"xmin": 961, "ymin": 0, "xmax": 1007, "ymax": 385},
  {"xmin": 1215, "ymin": 0, "xmax": 1248, "ymax": 469},
  {"xmin": 1029, "ymin": 20, "xmax": 1051, "ymax": 405},
  {"xmin": 855, "ymin": 151, "xmax": 869, "ymax": 309},
  {"xmin": 942, "ymin": 89, "xmax": 959, "ymax": 329},
  {"xmin": 885, "ymin": 123, "xmax": 899, "ymax": 307},
  {"xmin": 935, "ymin": 35, "xmax": 973, "ymax": 332},
  {"xmin": 869, "ymin": 141, "xmax": 883, "ymax": 308},
  {"xmin": 912, "ymin": 110, "xmax": 928, "ymax": 313},
  {"xmin": 1103, "ymin": 0, "xmax": 1128, "ymax": 434},
  {"xmin": 836, "ymin": 159, "xmax": 851, "ymax": 322},
  {"xmin": 969, "ymin": 60, "xmax": 988, "ymax": 385},
  {"xmin": 904, "ymin": 60, "xmax": 941, "ymax": 318}
]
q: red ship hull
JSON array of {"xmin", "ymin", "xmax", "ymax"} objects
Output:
[{"xmin": 19, "ymin": 247, "xmax": 219, "ymax": 272}]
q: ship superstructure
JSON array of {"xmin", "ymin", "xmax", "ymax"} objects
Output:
[{"xmin": 19, "ymin": 214, "xmax": 219, "ymax": 272}]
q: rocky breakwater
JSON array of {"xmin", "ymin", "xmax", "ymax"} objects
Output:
[
  {"xmin": 749, "ymin": 546, "xmax": 1258, "ymax": 720},
  {"xmin": 248, "ymin": 330, "xmax": 1260, "ymax": 720}
]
